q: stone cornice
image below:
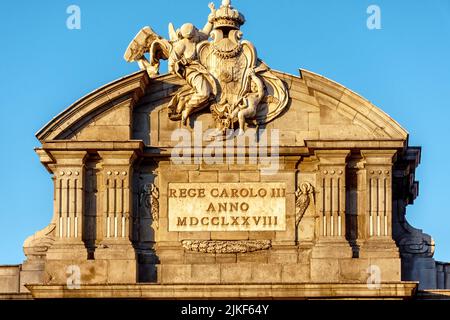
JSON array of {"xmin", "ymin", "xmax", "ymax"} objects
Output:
[{"xmin": 26, "ymin": 282, "xmax": 418, "ymax": 299}]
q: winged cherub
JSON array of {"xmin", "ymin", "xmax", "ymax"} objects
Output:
[
  {"xmin": 167, "ymin": 5, "xmax": 215, "ymax": 124},
  {"xmin": 124, "ymin": 3, "xmax": 217, "ymax": 124},
  {"xmin": 230, "ymin": 70, "xmax": 265, "ymax": 135}
]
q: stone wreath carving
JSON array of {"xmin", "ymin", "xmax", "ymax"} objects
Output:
[
  {"xmin": 182, "ymin": 240, "xmax": 271, "ymax": 254},
  {"xmin": 140, "ymin": 183, "xmax": 160, "ymax": 229}
]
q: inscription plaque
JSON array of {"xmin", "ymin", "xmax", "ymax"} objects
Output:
[{"xmin": 168, "ymin": 182, "xmax": 286, "ymax": 232}]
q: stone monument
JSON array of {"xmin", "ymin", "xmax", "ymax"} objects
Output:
[{"xmin": 0, "ymin": 0, "xmax": 449, "ymax": 299}]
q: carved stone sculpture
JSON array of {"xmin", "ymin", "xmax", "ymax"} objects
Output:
[
  {"xmin": 124, "ymin": 0, "xmax": 289, "ymax": 135},
  {"xmin": 140, "ymin": 183, "xmax": 160, "ymax": 229},
  {"xmin": 295, "ymin": 182, "xmax": 315, "ymax": 227},
  {"xmin": 182, "ymin": 240, "xmax": 271, "ymax": 254},
  {"xmin": 295, "ymin": 182, "xmax": 315, "ymax": 243},
  {"xmin": 23, "ymin": 223, "xmax": 56, "ymax": 260}
]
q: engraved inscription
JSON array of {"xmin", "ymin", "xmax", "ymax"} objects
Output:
[{"xmin": 168, "ymin": 183, "xmax": 286, "ymax": 232}]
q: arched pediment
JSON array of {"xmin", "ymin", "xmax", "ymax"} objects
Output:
[
  {"xmin": 36, "ymin": 71, "xmax": 149, "ymax": 142},
  {"xmin": 298, "ymin": 69, "xmax": 408, "ymax": 140},
  {"xmin": 36, "ymin": 69, "xmax": 408, "ymax": 147}
]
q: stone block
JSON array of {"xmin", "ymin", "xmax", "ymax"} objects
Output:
[
  {"xmin": 237, "ymin": 251, "xmax": 269, "ymax": 263},
  {"xmin": 275, "ymin": 215, "xmax": 296, "ymax": 243},
  {"xmin": 44, "ymin": 260, "xmax": 109, "ymax": 285},
  {"xmin": 0, "ymin": 266, "xmax": 20, "ymax": 293},
  {"xmin": 248, "ymin": 231, "xmax": 275, "ymax": 240},
  {"xmin": 298, "ymin": 246, "xmax": 312, "ymax": 263},
  {"xmin": 310, "ymin": 258, "xmax": 339, "ymax": 282},
  {"xmin": 279, "ymin": 131, "xmax": 296, "ymax": 146},
  {"xmin": 185, "ymin": 252, "xmax": 216, "ymax": 265},
  {"xmin": 188, "ymin": 171, "xmax": 218, "ymax": 182},
  {"xmin": 107, "ymin": 260, "xmax": 136, "ymax": 283},
  {"xmin": 252, "ymin": 264, "xmax": 282, "ymax": 283},
  {"xmin": 156, "ymin": 218, "xmax": 179, "ymax": 242},
  {"xmin": 19, "ymin": 269, "xmax": 43, "ymax": 293},
  {"xmin": 200, "ymin": 164, "xmax": 229, "ymax": 171},
  {"xmin": 220, "ymin": 263, "xmax": 252, "ymax": 283},
  {"xmin": 282, "ymin": 264, "xmax": 310, "ymax": 282},
  {"xmin": 311, "ymin": 240, "xmax": 353, "ymax": 259},
  {"xmin": 162, "ymin": 170, "xmax": 189, "ymax": 184},
  {"xmin": 369, "ymin": 258, "xmax": 401, "ymax": 282},
  {"xmin": 295, "ymin": 130, "xmax": 319, "ymax": 144},
  {"xmin": 298, "ymin": 216, "xmax": 315, "ymax": 242},
  {"xmin": 95, "ymin": 104, "xmax": 131, "ymax": 126},
  {"xmin": 261, "ymin": 172, "xmax": 295, "ymax": 194},
  {"xmin": 228, "ymin": 164, "xmax": 258, "ymax": 171},
  {"xmin": 178, "ymin": 231, "xmax": 211, "ymax": 241},
  {"xmin": 211, "ymin": 232, "xmax": 249, "ymax": 240},
  {"xmin": 338, "ymin": 258, "xmax": 370, "ymax": 282},
  {"xmin": 191, "ymin": 264, "xmax": 221, "ymax": 283},
  {"xmin": 157, "ymin": 248, "xmax": 185, "ymax": 264},
  {"xmin": 75, "ymin": 125, "xmax": 131, "ymax": 141},
  {"xmin": 268, "ymin": 249, "xmax": 298, "ymax": 264},
  {"xmin": 218, "ymin": 172, "xmax": 240, "ymax": 182},
  {"xmin": 239, "ymin": 171, "xmax": 260, "ymax": 182},
  {"xmin": 161, "ymin": 264, "xmax": 191, "ymax": 283},
  {"xmin": 215, "ymin": 253, "xmax": 237, "ymax": 264}
]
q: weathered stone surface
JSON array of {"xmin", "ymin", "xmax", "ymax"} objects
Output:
[
  {"xmin": 220, "ymin": 263, "xmax": 252, "ymax": 283},
  {"xmin": 310, "ymin": 259, "xmax": 340, "ymax": 283},
  {"xmin": 282, "ymin": 264, "xmax": 310, "ymax": 283},
  {"xmin": 1, "ymin": 0, "xmax": 445, "ymax": 301},
  {"xmin": 251, "ymin": 264, "xmax": 282, "ymax": 283},
  {"xmin": 0, "ymin": 266, "xmax": 20, "ymax": 294}
]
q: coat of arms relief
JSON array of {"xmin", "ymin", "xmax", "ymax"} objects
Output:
[{"xmin": 124, "ymin": 0, "xmax": 289, "ymax": 137}]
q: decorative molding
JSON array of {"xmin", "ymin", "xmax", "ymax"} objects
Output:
[
  {"xmin": 295, "ymin": 182, "xmax": 315, "ymax": 228},
  {"xmin": 181, "ymin": 240, "xmax": 271, "ymax": 254},
  {"xmin": 140, "ymin": 183, "xmax": 160, "ymax": 229},
  {"xmin": 23, "ymin": 223, "xmax": 56, "ymax": 259}
]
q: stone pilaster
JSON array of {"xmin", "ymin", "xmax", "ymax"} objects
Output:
[
  {"xmin": 46, "ymin": 151, "xmax": 87, "ymax": 260},
  {"xmin": 359, "ymin": 150, "xmax": 399, "ymax": 259},
  {"xmin": 95, "ymin": 151, "xmax": 137, "ymax": 263},
  {"xmin": 312, "ymin": 150, "xmax": 353, "ymax": 259}
]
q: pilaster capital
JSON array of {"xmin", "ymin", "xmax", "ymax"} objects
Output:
[
  {"xmin": 315, "ymin": 150, "xmax": 350, "ymax": 166},
  {"xmin": 47, "ymin": 150, "xmax": 88, "ymax": 166},
  {"xmin": 361, "ymin": 150, "xmax": 397, "ymax": 166},
  {"xmin": 98, "ymin": 150, "xmax": 137, "ymax": 167}
]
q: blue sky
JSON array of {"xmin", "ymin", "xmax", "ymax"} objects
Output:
[{"xmin": 0, "ymin": 0, "xmax": 449, "ymax": 264}]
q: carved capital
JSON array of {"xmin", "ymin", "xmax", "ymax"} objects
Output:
[
  {"xmin": 361, "ymin": 150, "xmax": 397, "ymax": 166},
  {"xmin": 315, "ymin": 150, "xmax": 350, "ymax": 166}
]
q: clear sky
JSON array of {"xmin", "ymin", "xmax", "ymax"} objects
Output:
[{"xmin": 0, "ymin": 0, "xmax": 449, "ymax": 264}]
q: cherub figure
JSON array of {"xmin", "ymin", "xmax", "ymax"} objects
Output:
[
  {"xmin": 124, "ymin": 3, "xmax": 217, "ymax": 125},
  {"xmin": 230, "ymin": 70, "xmax": 265, "ymax": 135},
  {"xmin": 166, "ymin": 2, "xmax": 217, "ymax": 124}
]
